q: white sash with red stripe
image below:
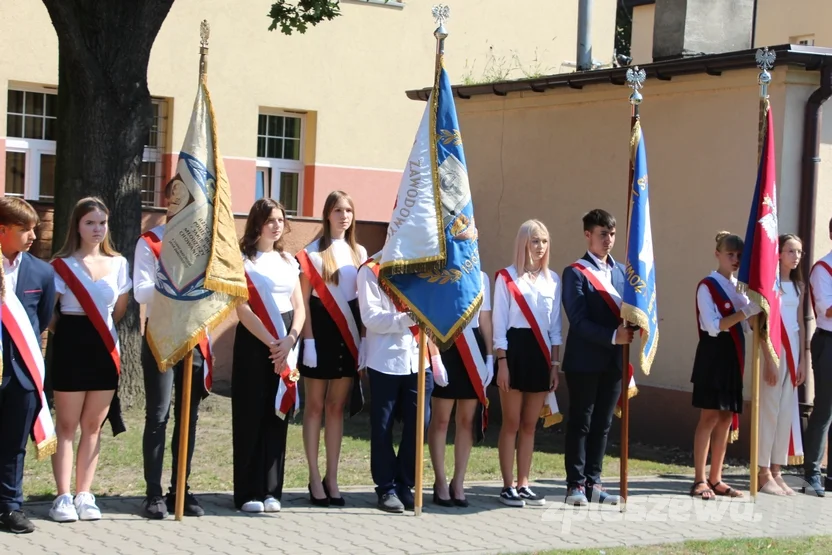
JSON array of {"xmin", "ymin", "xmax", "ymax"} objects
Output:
[
  {"xmin": 141, "ymin": 226, "xmax": 214, "ymax": 391},
  {"xmin": 570, "ymin": 258, "xmax": 638, "ymax": 415},
  {"xmin": 810, "ymin": 260, "xmax": 832, "ymax": 319},
  {"xmin": 496, "ymin": 266, "xmax": 561, "ymax": 427},
  {"xmin": 296, "ymin": 247, "xmax": 360, "ymax": 364},
  {"xmin": 781, "ymin": 318, "xmax": 805, "ymax": 464},
  {"xmin": 2, "ymin": 289, "xmax": 56, "ymax": 460},
  {"xmin": 244, "ymin": 258, "xmax": 300, "ymax": 420},
  {"xmin": 52, "ymin": 258, "xmax": 120, "ymax": 374}
]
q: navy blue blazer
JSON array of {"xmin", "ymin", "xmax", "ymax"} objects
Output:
[
  {"xmin": 561, "ymin": 253, "xmax": 626, "ymax": 374},
  {"xmin": 0, "ymin": 252, "xmax": 56, "ymax": 391}
]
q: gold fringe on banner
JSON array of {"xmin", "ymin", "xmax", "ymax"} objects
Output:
[{"xmin": 35, "ymin": 435, "xmax": 57, "ymax": 461}]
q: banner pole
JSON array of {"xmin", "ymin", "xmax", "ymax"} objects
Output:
[
  {"xmin": 174, "ymin": 350, "xmax": 194, "ymax": 521},
  {"xmin": 414, "ymin": 332, "xmax": 427, "ymax": 516}
]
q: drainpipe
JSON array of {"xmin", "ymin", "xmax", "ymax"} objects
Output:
[
  {"xmin": 577, "ymin": 0, "xmax": 592, "ymax": 71},
  {"xmin": 798, "ymin": 62, "xmax": 832, "ymax": 413}
]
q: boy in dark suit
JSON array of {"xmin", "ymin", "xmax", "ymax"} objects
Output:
[
  {"xmin": 561, "ymin": 209, "xmax": 633, "ymax": 506},
  {"xmin": 0, "ymin": 198, "xmax": 56, "ymax": 533}
]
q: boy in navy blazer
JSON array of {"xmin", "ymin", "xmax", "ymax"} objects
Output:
[
  {"xmin": 0, "ymin": 198, "xmax": 56, "ymax": 534},
  {"xmin": 561, "ymin": 209, "xmax": 633, "ymax": 506}
]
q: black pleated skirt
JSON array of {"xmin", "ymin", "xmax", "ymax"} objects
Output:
[
  {"xmin": 434, "ymin": 327, "xmax": 487, "ymax": 400},
  {"xmin": 298, "ymin": 296, "xmax": 361, "ymax": 380},
  {"xmin": 690, "ymin": 332, "xmax": 744, "ymax": 413},
  {"xmin": 231, "ymin": 311, "xmax": 293, "ymax": 508},
  {"xmin": 52, "ymin": 314, "xmax": 119, "ymax": 392},
  {"xmin": 506, "ymin": 327, "xmax": 550, "ymax": 393}
]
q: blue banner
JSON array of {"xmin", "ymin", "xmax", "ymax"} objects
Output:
[{"xmin": 621, "ymin": 120, "xmax": 659, "ymax": 373}]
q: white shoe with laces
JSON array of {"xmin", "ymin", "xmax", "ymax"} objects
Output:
[
  {"xmin": 264, "ymin": 496, "xmax": 281, "ymax": 513},
  {"xmin": 49, "ymin": 493, "xmax": 78, "ymax": 523},
  {"xmin": 74, "ymin": 492, "xmax": 102, "ymax": 521},
  {"xmin": 241, "ymin": 500, "xmax": 265, "ymax": 513}
]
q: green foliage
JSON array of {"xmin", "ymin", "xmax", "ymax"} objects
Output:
[
  {"xmin": 461, "ymin": 48, "xmax": 554, "ymax": 85},
  {"xmin": 615, "ymin": 0, "xmax": 633, "ymax": 57},
  {"xmin": 268, "ymin": 0, "xmax": 341, "ymax": 35}
]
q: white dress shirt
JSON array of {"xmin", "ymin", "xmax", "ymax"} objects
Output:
[
  {"xmin": 812, "ymin": 251, "xmax": 832, "ymax": 332},
  {"xmin": 303, "ymin": 238, "xmax": 368, "ymax": 301},
  {"xmin": 247, "ymin": 251, "xmax": 300, "ymax": 313},
  {"xmin": 133, "ymin": 230, "xmax": 161, "ymax": 317},
  {"xmin": 474, "ymin": 270, "xmax": 491, "ymax": 327},
  {"xmin": 3, "ymin": 252, "xmax": 23, "ymax": 295},
  {"xmin": 357, "ymin": 264, "xmax": 420, "ymax": 375},
  {"xmin": 492, "ymin": 265, "xmax": 562, "ymax": 351},
  {"xmin": 696, "ymin": 271, "xmax": 752, "ymax": 337},
  {"xmin": 55, "ymin": 256, "xmax": 132, "ymax": 315}
]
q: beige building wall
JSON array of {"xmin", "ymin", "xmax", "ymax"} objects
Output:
[
  {"xmin": 755, "ymin": 0, "xmax": 832, "ymax": 47},
  {"xmin": 454, "ymin": 68, "xmax": 811, "ymax": 395},
  {"xmin": 630, "ymin": 4, "xmax": 655, "ymax": 65},
  {"xmin": 0, "ymin": 0, "xmax": 617, "ymax": 220}
]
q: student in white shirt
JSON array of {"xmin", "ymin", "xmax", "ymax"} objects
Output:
[
  {"xmin": 48, "ymin": 198, "xmax": 131, "ymax": 523},
  {"xmin": 358, "ymin": 257, "xmax": 434, "ymax": 513},
  {"xmin": 297, "ymin": 191, "xmax": 368, "ymax": 507},
  {"xmin": 493, "ymin": 220, "xmax": 562, "ymax": 508},
  {"xmin": 804, "ymin": 217, "xmax": 832, "ymax": 496}
]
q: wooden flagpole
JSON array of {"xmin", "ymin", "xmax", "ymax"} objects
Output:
[
  {"xmin": 620, "ymin": 67, "xmax": 645, "ymax": 508},
  {"xmin": 749, "ymin": 47, "xmax": 775, "ymax": 502},
  {"xmin": 175, "ymin": 20, "xmax": 210, "ymax": 522},
  {"xmin": 414, "ymin": 333, "xmax": 428, "ymax": 516}
]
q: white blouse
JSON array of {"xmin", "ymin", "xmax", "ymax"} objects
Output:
[
  {"xmin": 303, "ymin": 238, "xmax": 368, "ymax": 302},
  {"xmin": 473, "ymin": 270, "xmax": 491, "ymax": 328},
  {"xmin": 249, "ymin": 250, "xmax": 300, "ymax": 313},
  {"xmin": 492, "ymin": 265, "xmax": 563, "ymax": 351},
  {"xmin": 55, "ymin": 256, "xmax": 132, "ymax": 315},
  {"xmin": 696, "ymin": 271, "xmax": 751, "ymax": 337}
]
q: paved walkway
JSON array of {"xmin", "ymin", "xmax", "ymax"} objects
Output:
[{"xmin": 2, "ymin": 475, "xmax": 829, "ymax": 554}]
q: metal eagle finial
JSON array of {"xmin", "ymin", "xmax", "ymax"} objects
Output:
[
  {"xmin": 756, "ymin": 47, "xmax": 775, "ymax": 93},
  {"xmin": 626, "ymin": 66, "xmax": 647, "ymax": 105},
  {"xmin": 200, "ymin": 20, "xmax": 210, "ymax": 48},
  {"xmin": 432, "ymin": 5, "xmax": 450, "ymax": 27}
]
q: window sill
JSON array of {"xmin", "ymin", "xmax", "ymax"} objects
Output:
[{"xmin": 342, "ymin": 0, "xmax": 405, "ymax": 8}]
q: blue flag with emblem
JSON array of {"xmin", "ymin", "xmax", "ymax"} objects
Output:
[
  {"xmin": 621, "ymin": 119, "xmax": 659, "ymax": 374},
  {"xmin": 377, "ymin": 53, "xmax": 481, "ymax": 349}
]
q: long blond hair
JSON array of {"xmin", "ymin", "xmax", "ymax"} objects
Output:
[
  {"xmin": 513, "ymin": 219, "xmax": 551, "ymax": 279},
  {"xmin": 319, "ymin": 190, "xmax": 361, "ymax": 285},
  {"xmin": 53, "ymin": 197, "xmax": 120, "ymax": 259}
]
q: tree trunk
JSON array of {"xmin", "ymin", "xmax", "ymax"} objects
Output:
[{"xmin": 42, "ymin": 0, "xmax": 175, "ymax": 406}]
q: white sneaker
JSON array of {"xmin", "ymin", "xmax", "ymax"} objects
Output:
[
  {"xmin": 49, "ymin": 493, "xmax": 79, "ymax": 522},
  {"xmin": 241, "ymin": 500, "xmax": 264, "ymax": 513},
  {"xmin": 74, "ymin": 492, "xmax": 102, "ymax": 521},
  {"xmin": 264, "ymin": 496, "xmax": 281, "ymax": 513}
]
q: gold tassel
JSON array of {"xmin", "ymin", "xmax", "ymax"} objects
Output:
[
  {"xmin": 728, "ymin": 428, "xmax": 740, "ymax": 444},
  {"xmin": 787, "ymin": 455, "xmax": 804, "ymax": 466},
  {"xmin": 35, "ymin": 435, "xmax": 57, "ymax": 461}
]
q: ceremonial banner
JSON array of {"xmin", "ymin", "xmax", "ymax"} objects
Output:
[
  {"xmin": 378, "ymin": 52, "xmax": 481, "ymax": 348},
  {"xmin": 621, "ymin": 119, "xmax": 659, "ymax": 374},
  {"xmin": 146, "ymin": 75, "xmax": 248, "ymax": 369},
  {"xmin": 737, "ymin": 103, "xmax": 781, "ymax": 366}
]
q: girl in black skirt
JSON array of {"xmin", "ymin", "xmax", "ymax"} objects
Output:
[
  {"xmin": 690, "ymin": 231, "xmax": 760, "ymax": 500},
  {"xmin": 48, "ymin": 197, "xmax": 131, "ymax": 522},
  {"xmin": 493, "ymin": 220, "xmax": 562, "ymax": 507},
  {"xmin": 232, "ymin": 199, "xmax": 305, "ymax": 513},
  {"xmin": 428, "ymin": 270, "xmax": 493, "ymax": 507},
  {"xmin": 296, "ymin": 191, "xmax": 367, "ymax": 507}
]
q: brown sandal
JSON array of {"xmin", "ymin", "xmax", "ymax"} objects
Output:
[
  {"xmin": 708, "ymin": 480, "xmax": 744, "ymax": 498},
  {"xmin": 689, "ymin": 481, "xmax": 714, "ymax": 500}
]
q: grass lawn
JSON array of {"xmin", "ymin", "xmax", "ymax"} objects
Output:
[
  {"xmin": 24, "ymin": 392, "xmax": 710, "ymax": 500},
  {"xmin": 528, "ymin": 536, "xmax": 832, "ymax": 554}
]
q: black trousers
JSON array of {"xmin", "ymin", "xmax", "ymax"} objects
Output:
[
  {"xmin": 0, "ymin": 374, "xmax": 36, "ymax": 512},
  {"xmin": 804, "ymin": 329, "xmax": 832, "ymax": 479},
  {"xmin": 564, "ymin": 370, "xmax": 622, "ymax": 487},
  {"xmin": 141, "ymin": 335, "xmax": 204, "ymax": 497}
]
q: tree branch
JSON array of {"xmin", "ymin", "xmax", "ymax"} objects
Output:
[{"xmin": 268, "ymin": 0, "xmax": 341, "ymax": 34}]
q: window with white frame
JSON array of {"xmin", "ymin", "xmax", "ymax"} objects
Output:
[
  {"xmin": 5, "ymin": 88, "xmax": 57, "ymax": 201},
  {"xmin": 256, "ymin": 112, "xmax": 304, "ymax": 216},
  {"xmin": 141, "ymin": 98, "xmax": 168, "ymax": 207}
]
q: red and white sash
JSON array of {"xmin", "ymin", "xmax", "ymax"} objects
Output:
[
  {"xmin": 52, "ymin": 258, "xmax": 120, "ymax": 374},
  {"xmin": 2, "ymin": 290, "xmax": 56, "ymax": 460},
  {"xmin": 453, "ymin": 326, "xmax": 490, "ymax": 431},
  {"xmin": 244, "ymin": 258, "xmax": 300, "ymax": 420},
  {"xmin": 780, "ymin": 318, "xmax": 805, "ymax": 464},
  {"xmin": 141, "ymin": 226, "xmax": 214, "ymax": 391},
  {"xmin": 496, "ymin": 266, "xmax": 561, "ymax": 427},
  {"xmin": 810, "ymin": 260, "xmax": 832, "ymax": 319},
  {"xmin": 296, "ymin": 247, "xmax": 361, "ymax": 366},
  {"xmin": 570, "ymin": 259, "xmax": 638, "ymax": 416}
]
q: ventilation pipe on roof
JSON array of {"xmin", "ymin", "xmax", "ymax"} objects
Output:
[{"xmin": 577, "ymin": 0, "xmax": 593, "ymax": 71}]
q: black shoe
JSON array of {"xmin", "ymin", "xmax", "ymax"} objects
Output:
[
  {"xmin": 449, "ymin": 480, "xmax": 469, "ymax": 508},
  {"xmin": 398, "ymin": 489, "xmax": 415, "ymax": 511},
  {"xmin": 0, "ymin": 510, "xmax": 35, "ymax": 534},
  {"xmin": 432, "ymin": 483, "xmax": 453, "ymax": 507},
  {"xmin": 377, "ymin": 492, "xmax": 404, "ymax": 513},
  {"xmin": 322, "ymin": 479, "xmax": 344, "ymax": 507},
  {"xmin": 142, "ymin": 495, "xmax": 168, "ymax": 520},
  {"xmin": 165, "ymin": 491, "xmax": 205, "ymax": 517},
  {"xmin": 309, "ymin": 483, "xmax": 330, "ymax": 507}
]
